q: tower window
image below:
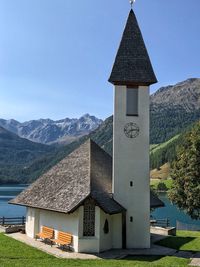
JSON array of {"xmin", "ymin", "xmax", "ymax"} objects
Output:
[
  {"xmin": 83, "ymin": 199, "xmax": 95, "ymax": 237},
  {"xmin": 126, "ymin": 88, "xmax": 138, "ymax": 116}
]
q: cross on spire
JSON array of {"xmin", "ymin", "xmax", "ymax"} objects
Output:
[{"xmin": 129, "ymin": 0, "xmax": 135, "ymax": 9}]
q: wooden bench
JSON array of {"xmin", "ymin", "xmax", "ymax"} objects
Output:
[
  {"xmin": 50, "ymin": 231, "xmax": 72, "ymax": 250},
  {"xmin": 35, "ymin": 226, "xmax": 54, "ymax": 242}
]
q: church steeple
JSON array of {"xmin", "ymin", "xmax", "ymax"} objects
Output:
[
  {"xmin": 110, "ymin": 8, "xmax": 156, "ymax": 249},
  {"xmin": 109, "ymin": 9, "xmax": 157, "ymax": 86}
]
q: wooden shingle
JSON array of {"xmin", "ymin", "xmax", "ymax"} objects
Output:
[{"xmin": 109, "ymin": 10, "xmax": 157, "ymax": 86}]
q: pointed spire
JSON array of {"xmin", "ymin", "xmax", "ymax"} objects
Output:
[{"xmin": 109, "ymin": 10, "xmax": 157, "ymax": 86}]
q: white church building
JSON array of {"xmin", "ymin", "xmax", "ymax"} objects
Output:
[{"xmin": 10, "ymin": 9, "xmax": 164, "ymax": 253}]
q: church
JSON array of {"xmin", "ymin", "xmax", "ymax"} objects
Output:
[{"xmin": 10, "ymin": 8, "xmax": 164, "ymax": 253}]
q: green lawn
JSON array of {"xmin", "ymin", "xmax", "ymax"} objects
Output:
[
  {"xmin": 150, "ymin": 135, "xmax": 180, "ymax": 154},
  {"xmin": 150, "ymin": 179, "xmax": 173, "ymax": 191},
  {"xmin": 0, "ymin": 233, "xmax": 191, "ymax": 267},
  {"xmin": 157, "ymin": 231, "xmax": 200, "ymax": 252}
]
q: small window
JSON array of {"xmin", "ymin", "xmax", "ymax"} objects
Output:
[
  {"xmin": 126, "ymin": 88, "xmax": 138, "ymax": 116},
  {"xmin": 83, "ymin": 199, "xmax": 95, "ymax": 237},
  {"xmin": 103, "ymin": 219, "xmax": 109, "ymax": 234}
]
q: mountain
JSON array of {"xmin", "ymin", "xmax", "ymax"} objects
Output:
[
  {"xmin": 89, "ymin": 78, "xmax": 200, "ymax": 152},
  {"xmin": 150, "ymin": 78, "xmax": 200, "ymax": 143},
  {"xmin": 0, "ymin": 127, "xmax": 55, "ymax": 184},
  {"xmin": 0, "ymin": 114, "xmax": 102, "ymax": 145},
  {"xmin": 151, "ymin": 78, "xmax": 200, "ymax": 111},
  {"xmin": 14, "ymin": 116, "xmax": 113, "ymax": 184},
  {"xmin": 2, "ymin": 78, "xmax": 200, "ymax": 184}
]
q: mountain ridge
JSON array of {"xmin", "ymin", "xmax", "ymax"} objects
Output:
[
  {"xmin": 1, "ymin": 77, "xmax": 200, "ymax": 184},
  {"xmin": 0, "ymin": 114, "xmax": 102, "ymax": 145},
  {"xmin": 150, "ymin": 78, "xmax": 200, "ymax": 143},
  {"xmin": 151, "ymin": 78, "xmax": 200, "ymax": 111}
]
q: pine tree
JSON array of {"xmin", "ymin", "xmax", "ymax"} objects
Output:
[{"xmin": 169, "ymin": 121, "xmax": 200, "ymax": 220}]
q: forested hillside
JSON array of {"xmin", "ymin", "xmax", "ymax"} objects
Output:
[
  {"xmin": 1, "ymin": 78, "xmax": 200, "ymax": 184},
  {"xmin": 22, "ymin": 118, "xmax": 199, "ymax": 184},
  {"xmin": 150, "ymin": 78, "xmax": 200, "ymax": 143},
  {"xmin": 0, "ymin": 127, "xmax": 55, "ymax": 184},
  {"xmin": 16, "ymin": 116, "xmax": 113, "ymax": 183},
  {"xmin": 150, "ymin": 135, "xmax": 182, "ymax": 170}
]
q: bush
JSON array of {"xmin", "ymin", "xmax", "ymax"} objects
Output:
[{"xmin": 157, "ymin": 182, "xmax": 168, "ymax": 191}]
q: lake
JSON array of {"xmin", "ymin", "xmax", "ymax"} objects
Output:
[
  {"xmin": 0, "ymin": 184, "xmax": 27, "ymax": 217},
  {"xmin": 152, "ymin": 192, "xmax": 200, "ymax": 228},
  {"xmin": 1, "ymin": 185, "xmax": 200, "ymax": 228}
]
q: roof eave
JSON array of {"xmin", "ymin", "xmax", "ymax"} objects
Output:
[
  {"xmin": 151, "ymin": 203, "xmax": 165, "ymax": 209},
  {"xmin": 9, "ymin": 195, "xmax": 90, "ymax": 215},
  {"xmin": 108, "ymin": 80, "xmax": 158, "ymax": 86},
  {"xmin": 9, "ymin": 201, "xmax": 72, "ymax": 214}
]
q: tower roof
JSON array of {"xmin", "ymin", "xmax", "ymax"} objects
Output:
[{"xmin": 109, "ymin": 9, "xmax": 157, "ymax": 86}]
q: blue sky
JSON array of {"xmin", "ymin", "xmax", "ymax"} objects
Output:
[{"xmin": 0, "ymin": 0, "xmax": 200, "ymax": 122}]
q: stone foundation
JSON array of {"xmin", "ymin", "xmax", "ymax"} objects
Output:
[{"xmin": 151, "ymin": 226, "xmax": 176, "ymax": 236}]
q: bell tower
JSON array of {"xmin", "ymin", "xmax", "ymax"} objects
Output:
[{"xmin": 109, "ymin": 9, "xmax": 157, "ymax": 248}]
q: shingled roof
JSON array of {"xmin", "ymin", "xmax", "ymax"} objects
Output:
[
  {"xmin": 150, "ymin": 191, "xmax": 164, "ymax": 208},
  {"xmin": 10, "ymin": 139, "xmax": 125, "ymax": 215},
  {"xmin": 10, "ymin": 139, "xmax": 164, "ymax": 214},
  {"xmin": 109, "ymin": 9, "xmax": 157, "ymax": 86}
]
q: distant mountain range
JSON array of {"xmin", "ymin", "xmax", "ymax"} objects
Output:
[
  {"xmin": 0, "ymin": 114, "xmax": 102, "ymax": 145},
  {"xmin": 0, "ymin": 78, "xmax": 200, "ymax": 184}
]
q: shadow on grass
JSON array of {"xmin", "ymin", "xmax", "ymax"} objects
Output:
[
  {"xmin": 123, "ymin": 255, "xmax": 164, "ymax": 262},
  {"xmin": 156, "ymin": 236, "xmax": 196, "ymax": 250}
]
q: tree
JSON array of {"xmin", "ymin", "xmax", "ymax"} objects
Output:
[
  {"xmin": 157, "ymin": 182, "xmax": 168, "ymax": 191},
  {"xmin": 169, "ymin": 122, "xmax": 200, "ymax": 220}
]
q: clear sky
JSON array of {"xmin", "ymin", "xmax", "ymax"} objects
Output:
[{"xmin": 0, "ymin": 0, "xmax": 200, "ymax": 122}]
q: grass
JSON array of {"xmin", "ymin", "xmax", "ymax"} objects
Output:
[
  {"xmin": 150, "ymin": 135, "xmax": 180, "ymax": 154},
  {"xmin": 0, "ymin": 233, "xmax": 190, "ymax": 267},
  {"xmin": 150, "ymin": 144, "xmax": 160, "ymax": 151},
  {"xmin": 157, "ymin": 230, "xmax": 200, "ymax": 252},
  {"xmin": 150, "ymin": 178, "xmax": 173, "ymax": 191},
  {"xmin": 150, "ymin": 162, "xmax": 173, "ymax": 191}
]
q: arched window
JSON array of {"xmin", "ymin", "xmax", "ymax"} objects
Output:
[{"xmin": 83, "ymin": 199, "xmax": 95, "ymax": 237}]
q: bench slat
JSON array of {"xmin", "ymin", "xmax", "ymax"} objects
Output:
[
  {"xmin": 50, "ymin": 231, "xmax": 72, "ymax": 247},
  {"xmin": 36, "ymin": 226, "xmax": 54, "ymax": 240}
]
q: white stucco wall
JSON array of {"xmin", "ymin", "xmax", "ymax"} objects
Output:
[
  {"xmin": 78, "ymin": 206, "xmax": 100, "ymax": 253},
  {"xmin": 26, "ymin": 205, "xmax": 123, "ymax": 252},
  {"xmin": 99, "ymin": 209, "xmax": 112, "ymax": 251},
  {"xmin": 26, "ymin": 207, "xmax": 40, "ymax": 238},
  {"xmin": 111, "ymin": 213, "xmax": 122, "ymax": 248},
  {"xmin": 113, "ymin": 85, "xmax": 150, "ymax": 248},
  {"xmin": 78, "ymin": 207, "xmax": 122, "ymax": 252},
  {"xmin": 39, "ymin": 209, "xmax": 79, "ymax": 251}
]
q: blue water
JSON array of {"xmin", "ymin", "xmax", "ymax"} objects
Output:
[
  {"xmin": 1, "ymin": 185, "xmax": 200, "ymax": 228},
  {"xmin": 152, "ymin": 192, "xmax": 200, "ymax": 227},
  {"xmin": 0, "ymin": 184, "xmax": 27, "ymax": 217}
]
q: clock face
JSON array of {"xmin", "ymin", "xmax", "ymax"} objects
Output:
[{"xmin": 124, "ymin": 123, "xmax": 139, "ymax": 138}]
